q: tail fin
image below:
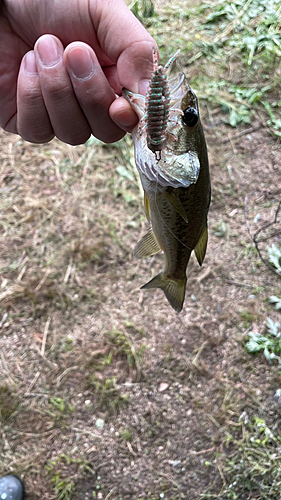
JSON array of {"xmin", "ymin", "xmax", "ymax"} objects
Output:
[{"xmin": 141, "ymin": 273, "xmax": 187, "ymax": 313}]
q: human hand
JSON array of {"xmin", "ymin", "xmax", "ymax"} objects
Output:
[{"xmin": 0, "ymin": 0, "xmax": 156, "ymax": 144}]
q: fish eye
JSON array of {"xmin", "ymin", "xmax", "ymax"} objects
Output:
[{"xmin": 182, "ymin": 107, "xmax": 198, "ymax": 127}]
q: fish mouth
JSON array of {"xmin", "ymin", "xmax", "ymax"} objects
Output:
[{"xmin": 134, "ymin": 132, "xmax": 201, "ymax": 188}]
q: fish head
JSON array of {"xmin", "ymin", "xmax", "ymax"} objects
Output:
[{"xmin": 122, "ymin": 73, "xmax": 206, "ymax": 189}]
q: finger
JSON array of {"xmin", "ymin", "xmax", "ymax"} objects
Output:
[
  {"xmin": 94, "ymin": 1, "xmax": 157, "ymax": 92},
  {"xmin": 34, "ymin": 35, "xmax": 91, "ymax": 145},
  {"xmin": 64, "ymin": 42, "xmax": 125, "ymax": 143},
  {"xmin": 17, "ymin": 51, "xmax": 54, "ymax": 143},
  {"xmin": 102, "ymin": 65, "xmax": 139, "ymax": 132},
  {"xmin": 109, "ymin": 96, "xmax": 139, "ymax": 132}
]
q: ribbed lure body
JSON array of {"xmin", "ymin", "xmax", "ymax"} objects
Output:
[
  {"xmin": 144, "ymin": 48, "xmax": 180, "ymax": 160},
  {"xmin": 145, "ymin": 48, "xmax": 170, "ymax": 159}
]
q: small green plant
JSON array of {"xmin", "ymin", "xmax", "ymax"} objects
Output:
[
  {"xmin": 47, "ymin": 397, "xmax": 74, "ymax": 421},
  {"xmin": 120, "ymin": 428, "xmax": 132, "ymax": 442},
  {"xmin": 262, "ymin": 100, "xmax": 281, "ymax": 137},
  {"xmin": 269, "ymin": 295, "xmax": 281, "ymax": 310},
  {"xmin": 46, "ymin": 454, "xmax": 94, "ymax": 500},
  {"xmin": 267, "ymin": 242, "xmax": 281, "ymax": 274},
  {"xmin": 50, "ymin": 473, "xmax": 75, "ymax": 500},
  {"xmin": 62, "ymin": 337, "xmax": 74, "ymax": 352},
  {"xmin": 50, "ymin": 397, "xmax": 66, "ymax": 413},
  {"xmin": 106, "ymin": 329, "xmax": 144, "ymax": 370},
  {"xmin": 86, "ymin": 376, "xmax": 128, "ymax": 414},
  {"xmin": 246, "ymin": 317, "xmax": 281, "ymax": 367}
]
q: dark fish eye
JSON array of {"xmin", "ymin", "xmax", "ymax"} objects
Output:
[{"xmin": 182, "ymin": 107, "xmax": 198, "ymax": 127}]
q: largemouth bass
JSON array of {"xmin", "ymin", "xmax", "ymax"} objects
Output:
[{"xmin": 122, "ymin": 49, "xmax": 211, "ymax": 312}]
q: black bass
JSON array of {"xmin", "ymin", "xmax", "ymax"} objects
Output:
[{"xmin": 122, "ymin": 49, "xmax": 211, "ymax": 312}]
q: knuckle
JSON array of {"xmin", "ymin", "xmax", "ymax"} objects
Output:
[{"xmin": 41, "ymin": 77, "xmax": 72, "ymax": 102}]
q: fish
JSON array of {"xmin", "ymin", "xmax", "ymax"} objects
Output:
[{"xmin": 122, "ymin": 48, "xmax": 211, "ymax": 312}]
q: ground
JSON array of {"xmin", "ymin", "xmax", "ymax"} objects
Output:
[{"xmin": 0, "ymin": 1, "xmax": 281, "ymax": 499}]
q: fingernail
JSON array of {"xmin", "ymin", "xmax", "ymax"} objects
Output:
[
  {"xmin": 37, "ymin": 36, "xmax": 61, "ymax": 67},
  {"xmin": 24, "ymin": 51, "xmax": 37, "ymax": 75},
  {"xmin": 138, "ymin": 79, "xmax": 150, "ymax": 96},
  {"xmin": 67, "ymin": 47, "xmax": 94, "ymax": 80}
]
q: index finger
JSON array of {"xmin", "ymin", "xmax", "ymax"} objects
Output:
[{"xmin": 92, "ymin": 0, "xmax": 157, "ymax": 93}]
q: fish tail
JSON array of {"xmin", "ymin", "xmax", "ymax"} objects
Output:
[{"xmin": 141, "ymin": 273, "xmax": 187, "ymax": 313}]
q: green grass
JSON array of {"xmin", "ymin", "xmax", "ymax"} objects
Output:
[
  {"xmin": 85, "ymin": 327, "xmax": 146, "ymax": 413},
  {"xmin": 246, "ymin": 317, "xmax": 281, "ymax": 367},
  {"xmin": 45, "ymin": 454, "xmax": 94, "ymax": 500},
  {"xmin": 130, "ymin": 0, "xmax": 281, "ymax": 132},
  {"xmin": 201, "ymin": 413, "xmax": 281, "ymax": 499}
]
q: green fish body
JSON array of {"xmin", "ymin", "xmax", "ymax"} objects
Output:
[{"xmin": 123, "ymin": 52, "xmax": 211, "ymax": 312}]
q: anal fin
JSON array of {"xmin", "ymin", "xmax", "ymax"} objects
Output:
[
  {"xmin": 134, "ymin": 228, "xmax": 161, "ymax": 259},
  {"xmin": 194, "ymin": 225, "xmax": 208, "ymax": 266}
]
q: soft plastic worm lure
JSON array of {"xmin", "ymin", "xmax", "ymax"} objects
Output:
[{"xmin": 142, "ymin": 48, "xmax": 181, "ymax": 161}]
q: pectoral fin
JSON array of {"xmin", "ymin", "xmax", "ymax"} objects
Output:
[
  {"xmin": 141, "ymin": 272, "xmax": 187, "ymax": 313},
  {"xmin": 194, "ymin": 225, "xmax": 208, "ymax": 266},
  {"xmin": 134, "ymin": 228, "xmax": 161, "ymax": 259},
  {"xmin": 164, "ymin": 191, "xmax": 188, "ymax": 223}
]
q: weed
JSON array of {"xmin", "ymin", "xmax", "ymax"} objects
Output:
[
  {"xmin": 267, "ymin": 242, "xmax": 281, "ymax": 274},
  {"xmin": 129, "ymin": 0, "xmax": 155, "ymax": 23},
  {"xmin": 86, "ymin": 376, "xmax": 128, "ymax": 414},
  {"xmin": 269, "ymin": 295, "xmax": 281, "ymax": 310},
  {"xmin": 239, "ymin": 309, "xmax": 260, "ymax": 327},
  {"xmin": 62, "ymin": 337, "xmax": 74, "ymax": 352},
  {"xmin": 47, "ymin": 397, "xmax": 74, "ymax": 422},
  {"xmin": 262, "ymin": 100, "xmax": 281, "ymax": 137},
  {"xmin": 120, "ymin": 428, "xmax": 132, "ymax": 442},
  {"xmin": 246, "ymin": 317, "xmax": 281, "ymax": 367},
  {"xmin": 50, "ymin": 474, "xmax": 75, "ymax": 500},
  {"xmin": 46, "ymin": 454, "xmax": 94, "ymax": 500},
  {"xmin": 201, "ymin": 413, "xmax": 281, "ymax": 499},
  {"xmin": 85, "ymin": 328, "xmax": 146, "ymax": 412},
  {"xmin": 106, "ymin": 329, "xmax": 145, "ymax": 370},
  {"xmin": 211, "ymin": 220, "xmax": 227, "ymax": 238}
]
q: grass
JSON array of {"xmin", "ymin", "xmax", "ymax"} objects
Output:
[
  {"xmin": 85, "ymin": 327, "xmax": 146, "ymax": 413},
  {"xmin": 45, "ymin": 454, "xmax": 95, "ymax": 500},
  {"xmin": 132, "ymin": 0, "xmax": 281, "ymax": 132},
  {"xmin": 201, "ymin": 411, "xmax": 281, "ymax": 499}
]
